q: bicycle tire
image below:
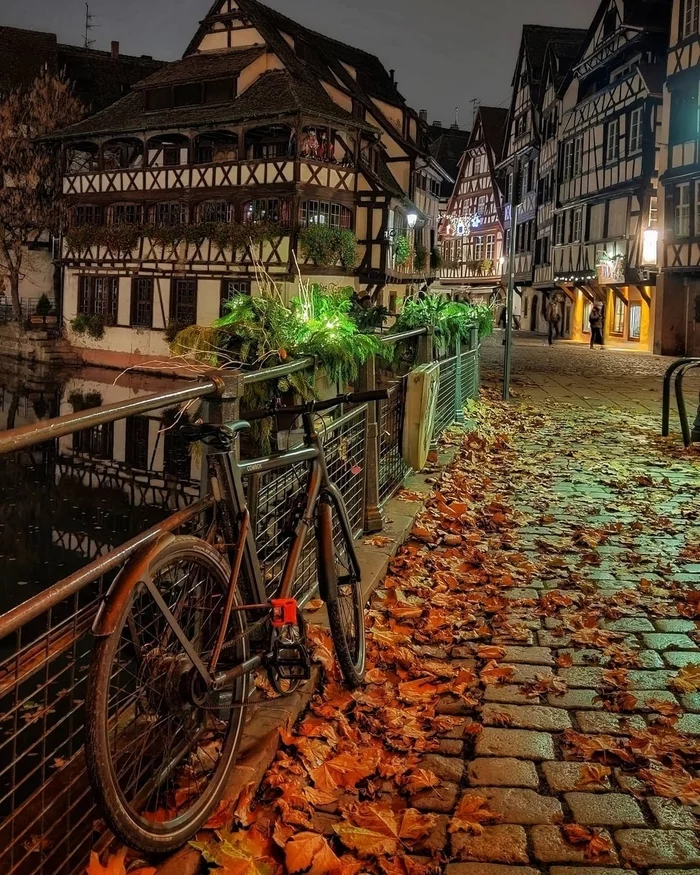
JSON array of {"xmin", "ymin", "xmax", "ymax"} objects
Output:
[
  {"xmin": 85, "ymin": 536, "xmax": 249, "ymax": 854},
  {"xmin": 321, "ymin": 507, "xmax": 366, "ymax": 688}
]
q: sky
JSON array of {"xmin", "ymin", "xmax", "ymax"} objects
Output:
[{"xmin": 0, "ymin": 0, "xmax": 600, "ymax": 125}]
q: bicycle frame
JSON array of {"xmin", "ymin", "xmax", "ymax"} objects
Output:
[{"xmin": 203, "ymin": 411, "xmax": 362, "ymax": 692}]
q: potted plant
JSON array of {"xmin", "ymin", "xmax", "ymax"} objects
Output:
[
  {"xmin": 394, "ymin": 234, "xmax": 412, "ymax": 267},
  {"xmin": 30, "ymin": 294, "xmax": 52, "ymax": 325}
]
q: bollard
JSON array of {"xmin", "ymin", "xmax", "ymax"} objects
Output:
[{"xmin": 358, "ymin": 354, "xmax": 383, "ymax": 533}]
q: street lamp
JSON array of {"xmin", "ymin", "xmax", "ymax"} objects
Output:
[{"xmin": 407, "ymin": 212, "xmax": 418, "ymax": 229}]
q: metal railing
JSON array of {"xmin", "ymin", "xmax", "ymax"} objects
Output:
[
  {"xmin": 662, "ymin": 357, "xmax": 700, "ymax": 447},
  {"xmin": 0, "ymin": 330, "xmax": 481, "ymax": 874}
]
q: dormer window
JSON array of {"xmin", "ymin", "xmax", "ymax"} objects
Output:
[
  {"xmin": 204, "ymin": 78, "xmax": 234, "ymax": 104},
  {"xmin": 174, "ymin": 83, "xmax": 203, "ymax": 107},
  {"xmin": 146, "ymin": 87, "xmax": 172, "ymax": 111}
]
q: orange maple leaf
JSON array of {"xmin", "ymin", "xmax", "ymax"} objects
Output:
[
  {"xmin": 574, "ymin": 764, "xmax": 611, "ymax": 789},
  {"xmin": 309, "ymin": 750, "xmax": 379, "ymax": 792},
  {"xmin": 401, "ymin": 768, "xmax": 441, "ymax": 795},
  {"xmin": 448, "ymin": 795, "xmax": 502, "ymax": 834},
  {"xmin": 562, "ymin": 824, "xmax": 614, "ymax": 860},
  {"xmin": 284, "ymin": 831, "xmax": 341, "ymax": 875},
  {"xmin": 333, "ymin": 823, "xmax": 399, "ymax": 857},
  {"xmin": 86, "ymin": 849, "xmax": 128, "ymax": 875}
]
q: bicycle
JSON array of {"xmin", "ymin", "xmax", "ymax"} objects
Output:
[{"xmin": 84, "ymin": 389, "xmax": 388, "ymax": 853}]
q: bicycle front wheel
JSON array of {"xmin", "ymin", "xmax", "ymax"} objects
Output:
[
  {"xmin": 85, "ymin": 537, "xmax": 249, "ymax": 854},
  {"xmin": 318, "ymin": 501, "xmax": 366, "ymax": 688}
]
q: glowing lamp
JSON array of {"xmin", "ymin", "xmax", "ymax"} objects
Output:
[{"xmin": 407, "ymin": 212, "xmax": 418, "ymax": 229}]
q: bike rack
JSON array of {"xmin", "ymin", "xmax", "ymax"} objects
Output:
[{"xmin": 662, "ymin": 357, "xmax": 700, "ymax": 446}]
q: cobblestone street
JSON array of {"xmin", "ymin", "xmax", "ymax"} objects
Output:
[
  {"xmin": 210, "ymin": 378, "xmax": 700, "ymax": 875},
  {"xmin": 481, "ymin": 333, "xmax": 700, "ymax": 418}
]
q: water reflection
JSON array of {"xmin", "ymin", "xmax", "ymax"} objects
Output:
[{"xmin": 0, "ymin": 363, "xmax": 201, "ymax": 613}]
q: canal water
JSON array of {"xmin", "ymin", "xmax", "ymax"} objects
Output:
[{"xmin": 0, "ymin": 361, "xmax": 201, "ymax": 615}]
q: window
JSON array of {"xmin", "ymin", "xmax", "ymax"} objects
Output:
[
  {"xmin": 608, "ymin": 197, "xmax": 628, "ymax": 238},
  {"xmin": 154, "ymin": 202, "xmax": 187, "ymax": 225},
  {"xmin": 173, "ymin": 82, "xmax": 203, "ymax": 107},
  {"xmin": 628, "ymin": 107, "xmax": 643, "ymax": 153},
  {"xmin": 670, "ymin": 82, "xmax": 700, "ymax": 145},
  {"xmin": 582, "ymin": 300, "xmax": 592, "ymax": 334},
  {"xmin": 572, "ymin": 209, "xmax": 583, "ymax": 243},
  {"xmin": 204, "ymin": 78, "xmax": 234, "ymax": 104},
  {"xmin": 606, "ymin": 119, "xmax": 620, "ymax": 163},
  {"xmin": 170, "ymin": 278, "xmax": 197, "ymax": 325},
  {"xmin": 194, "ymin": 142, "xmax": 214, "ymax": 164},
  {"xmin": 300, "ymin": 200, "xmax": 353, "ymax": 229},
  {"xmin": 485, "ymin": 234, "xmax": 495, "ymax": 261},
  {"xmin": 131, "ymin": 278, "xmax": 153, "ymax": 328},
  {"xmin": 145, "ymin": 87, "xmax": 172, "ymax": 111},
  {"xmin": 72, "ymin": 422, "xmax": 114, "ymax": 459},
  {"xmin": 563, "ymin": 141, "xmax": 574, "ymax": 181},
  {"xmin": 555, "ymin": 213, "xmax": 565, "ymax": 245},
  {"xmin": 473, "ymin": 154, "xmax": 484, "ymax": 175},
  {"xmin": 72, "ymin": 205, "xmax": 103, "ymax": 226},
  {"xmin": 220, "ymin": 279, "xmax": 251, "ymax": 316},
  {"xmin": 629, "ymin": 302, "xmax": 642, "ymax": 340},
  {"xmin": 78, "ymin": 276, "xmax": 118, "ymax": 319},
  {"xmin": 163, "ymin": 147, "xmax": 182, "ymax": 167},
  {"xmin": 515, "ymin": 114, "xmax": 527, "ymax": 138},
  {"xmin": 199, "ymin": 200, "xmax": 233, "ymax": 223},
  {"xmin": 474, "ymin": 236, "xmax": 484, "ymax": 260},
  {"xmin": 163, "ymin": 426, "xmax": 192, "ymax": 480},
  {"xmin": 589, "ymin": 202, "xmax": 606, "ymax": 240},
  {"xmin": 112, "ymin": 204, "xmax": 142, "ymax": 225},
  {"xmin": 125, "ymin": 416, "xmax": 149, "ymax": 470},
  {"xmin": 244, "ymin": 198, "xmax": 289, "ymax": 225},
  {"xmin": 612, "ymin": 296, "xmax": 625, "ymax": 335},
  {"xmin": 573, "ymin": 136, "xmax": 583, "ymax": 177},
  {"xmin": 683, "ymin": 0, "xmax": 700, "ymax": 37},
  {"xmin": 676, "ymin": 183, "xmax": 691, "ymax": 237}
]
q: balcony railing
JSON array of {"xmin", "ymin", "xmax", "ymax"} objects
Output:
[
  {"xmin": 440, "ymin": 260, "xmax": 502, "ymax": 281},
  {"xmin": 64, "ymin": 157, "xmax": 357, "ymax": 197}
]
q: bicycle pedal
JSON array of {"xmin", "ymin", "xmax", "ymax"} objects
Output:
[{"xmin": 271, "ymin": 639, "xmax": 312, "ymax": 680}]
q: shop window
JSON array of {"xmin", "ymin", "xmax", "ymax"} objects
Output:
[
  {"xmin": 131, "ymin": 278, "xmax": 153, "ymax": 328},
  {"xmin": 612, "ymin": 296, "xmax": 625, "ymax": 334},
  {"xmin": 582, "ymin": 300, "xmax": 592, "ymax": 333},
  {"xmin": 170, "ymin": 278, "xmax": 197, "ymax": 325},
  {"xmin": 78, "ymin": 276, "xmax": 118, "ymax": 319},
  {"xmin": 629, "ymin": 302, "xmax": 642, "ymax": 340}
]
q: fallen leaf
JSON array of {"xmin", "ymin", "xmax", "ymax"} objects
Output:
[
  {"xmin": 284, "ymin": 831, "xmax": 341, "ymax": 875},
  {"xmin": 448, "ymin": 795, "xmax": 502, "ymax": 834}
]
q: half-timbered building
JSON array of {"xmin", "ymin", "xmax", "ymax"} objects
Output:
[
  {"xmin": 551, "ymin": 0, "xmax": 671, "ymax": 350},
  {"xmin": 499, "ymin": 25, "xmax": 587, "ymax": 330},
  {"xmin": 50, "ymin": 0, "xmax": 445, "ymax": 368},
  {"xmin": 437, "ymin": 106, "xmax": 508, "ymax": 305},
  {"xmin": 532, "ymin": 31, "xmax": 587, "ymax": 336},
  {"xmin": 657, "ymin": 0, "xmax": 700, "ymax": 354}
]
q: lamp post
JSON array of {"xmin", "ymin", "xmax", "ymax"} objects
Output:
[{"xmin": 503, "ymin": 202, "xmax": 520, "ymax": 402}]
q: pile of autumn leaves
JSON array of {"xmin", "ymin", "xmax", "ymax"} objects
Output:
[{"xmin": 94, "ymin": 399, "xmax": 700, "ymax": 874}]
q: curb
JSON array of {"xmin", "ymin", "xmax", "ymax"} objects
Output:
[{"xmin": 152, "ymin": 451, "xmax": 456, "ymax": 874}]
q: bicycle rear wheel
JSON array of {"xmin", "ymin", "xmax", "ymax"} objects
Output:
[
  {"xmin": 86, "ymin": 537, "xmax": 249, "ymax": 854},
  {"xmin": 318, "ymin": 501, "xmax": 366, "ymax": 687}
]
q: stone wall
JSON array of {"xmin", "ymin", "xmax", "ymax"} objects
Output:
[{"xmin": 0, "ymin": 324, "xmax": 79, "ymax": 366}]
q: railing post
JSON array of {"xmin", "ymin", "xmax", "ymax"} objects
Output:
[
  {"xmin": 359, "ymin": 354, "xmax": 383, "ymax": 533},
  {"xmin": 202, "ymin": 370, "xmax": 245, "ymax": 460},
  {"xmin": 454, "ymin": 335, "xmax": 465, "ymax": 425},
  {"xmin": 418, "ymin": 327, "xmax": 434, "ymax": 365}
]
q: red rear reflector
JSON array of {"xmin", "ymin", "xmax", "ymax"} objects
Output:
[{"xmin": 271, "ymin": 598, "xmax": 298, "ymax": 627}]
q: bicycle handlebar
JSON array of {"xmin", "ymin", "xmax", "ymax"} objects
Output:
[{"xmin": 244, "ymin": 390, "xmax": 389, "ymax": 422}]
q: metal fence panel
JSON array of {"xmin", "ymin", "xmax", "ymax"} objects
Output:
[
  {"xmin": 378, "ymin": 378, "xmax": 410, "ymax": 506},
  {"xmin": 433, "ymin": 356, "xmax": 458, "ymax": 439}
]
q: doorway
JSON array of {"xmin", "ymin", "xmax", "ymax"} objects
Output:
[{"xmin": 530, "ymin": 294, "xmax": 538, "ymax": 331}]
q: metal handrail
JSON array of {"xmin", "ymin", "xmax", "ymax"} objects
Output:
[
  {"xmin": 378, "ymin": 328, "xmax": 428, "ymax": 344},
  {"xmin": 675, "ymin": 361, "xmax": 700, "ymax": 447},
  {"xmin": 662, "ymin": 358, "xmax": 700, "ymax": 436}
]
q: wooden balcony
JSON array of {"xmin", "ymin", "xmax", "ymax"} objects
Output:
[
  {"xmin": 440, "ymin": 261, "xmax": 502, "ymax": 282},
  {"xmin": 63, "ymin": 157, "xmax": 357, "ymax": 197}
]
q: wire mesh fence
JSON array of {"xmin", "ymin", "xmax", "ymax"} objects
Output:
[
  {"xmin": 378, "ymin": 378, "xmax": 410, "ymax": 505},
  {"xmin": 433, "ymin": 356, "xmax": 458, "ymax": 439}
]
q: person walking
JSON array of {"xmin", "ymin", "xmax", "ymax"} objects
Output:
[
  {"xmin": 589, "ymin": 303, "xmax": 605, "ymax": 349},
  {"xmin": 546, "ymin": 299, "xmax": 561, "ymax": 346}
]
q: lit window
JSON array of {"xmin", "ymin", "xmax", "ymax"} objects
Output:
[
  {"xmin": 612, "ymin": 296, "xmax": 625, "ymax": 334},
  {"xmin": 629, "ymin": 302, "xmax": 642, "ymax": 340},
  {"xmin": 300, "ymin": 200, "xmax": 352, "ymax": 229},
  {"xmin": 199, "ymin": 201, "xmax": 233, "ymax": 223},
  {"xmin": 582, "ymin": 300, "xmax": 592, "ymax": 333},
  {"xmin": 485, "ymin": 234, "xmax": 495, "ymax": 260},
  {"xmin": 474, "ymin": 236, "xmax": 484, "ymax": 260},
  {"xmin": 572, "ymin": 209, "xmax": 583, "ymax": 242}
]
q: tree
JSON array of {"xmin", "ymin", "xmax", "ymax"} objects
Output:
[{"xmin": 0, "ymin": 69, "xmax": 83, "ymax": 325}]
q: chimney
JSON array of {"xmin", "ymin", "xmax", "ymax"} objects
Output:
[
  {"xmin": 389, "ymin": 68, "xmax": 396, "ymax": 84},
  {"xmin": 419, "ymin": 109, "xmax": 428, "ymax": 122},
  {"xmin": 111, "ymin": 41, "xmax": 120, "ymax": 59},
  {"xmin": 432, "ymin": 120, "xmax": 442, "ymax": 128},
  {"xmin": 141, "ymin": 54, "xmax": 153, "ymax": 60},
  {"xmin": 451, "ymin": 123, "xmax": 460, "ymax": 130}
]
